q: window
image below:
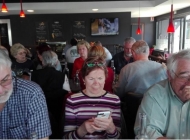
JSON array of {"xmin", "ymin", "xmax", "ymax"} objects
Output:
[
  {"xmin": 184, "ymin": 15, "xmax": 190, "ymax": 49},
  {"xmin": 156, "ymin": 19, "xmax": 169, "ymax": 51}
]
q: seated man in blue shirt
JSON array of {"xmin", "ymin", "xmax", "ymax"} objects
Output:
[
  {"xmin": 134, "ymin": 49, "xmax": 190, "ymax": 139},
  {"xmin": 113, "ymin": 40, "xmax": 167, "ymax": 100},
  {"xmin": 0, "ymin": 50, "xmax": 51, "ymax": 139}
]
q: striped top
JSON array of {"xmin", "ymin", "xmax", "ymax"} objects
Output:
[{"xmin": 63, "ymin": 91, "xmax": 121, "ymax": 139}]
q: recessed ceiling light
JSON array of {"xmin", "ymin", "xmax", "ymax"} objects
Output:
[
  {"xmin": 92, "ymin": 9, "xmax": 98, "ymax": 11},
  {"xmin": 27, "ymin": 10, "xmax": 34, "ymax": 12}
]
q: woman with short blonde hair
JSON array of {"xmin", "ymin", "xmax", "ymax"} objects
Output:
[
  {"xmin": 10, "ymin": 43, "xmax": 33, "ymax": 74},
  {"xmin": 72, "ymin": 40, "xmax": 91, "ymax": 78}
]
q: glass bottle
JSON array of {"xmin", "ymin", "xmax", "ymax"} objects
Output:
[
  {"xmin": 111, "ymin": 60, "xmax": 116, "ymax": 85},
  {"xmin": 135, "ymin": 112, "xmax": 148, "ymax": 140},
  {"xmin": 75, "ymin": 70, "xmax": 80, "ymax": 85},
  {"xmin": 65, "ymin": 62, "xmax": 70, "ymax": 78}
]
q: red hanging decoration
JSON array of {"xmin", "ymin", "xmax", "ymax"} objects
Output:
[
  {"xmin": 1, "ymin": 0, "xmax": 8, "ymax": 13},
  {"xmin": 20, "ymin": 0, "xmax": 25, "ymax": 17},
  {"xmin": 167, "ymin": 4, "xmax": 175, "ymax": 33},
  {"xmin": 136, "ymin": 17, "xmax": 141, "ymax": 34},
  {"xmin": 136, "ymin": 0, "xmax": 141, "ymax": 35}
]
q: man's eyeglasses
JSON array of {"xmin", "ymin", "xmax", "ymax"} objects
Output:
[
  {"xmin": 0, "ymin": 78, "xmax": 13, "ymax": 87},
  {"xmin": 86, "ymin": 62, "xmax": 105, "ymax": 67},
  {"xmin": 172, "ymin": 71, "xmax": 190, "ymax": 82}
]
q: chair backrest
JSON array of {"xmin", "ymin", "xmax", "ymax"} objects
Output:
[
  {"xmin": 122, "ymin": 92, "xmax": 143, "ymax": 139},
  {"xmin": 120, "ymin": 109, "xmax": 128, "ymax": 139}
]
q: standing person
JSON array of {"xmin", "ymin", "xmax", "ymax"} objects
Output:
[
  {"xmin": 63, "ymin": 57, "xmax": 121, "ymax": 139},
  {"xmin": 94, "ymin": 41, "xmax": 112, "ymax": 66},
  {"xmin": 72, "ymin": 40, "xmax": 91, "ymax": 78},
  {"xmin": 113, "ymin": 40, "xmax": 167, "ymax": 100},
  {"xmin": 0, "ymin": 50, "xmax": 51, "ymax": 139},
  {"xmin": 110, "ymin": 37, "xmax": 135, "ymax": 75},
  {"xmin": 10, "ymin": 43, "xmax": 33, "ymax": 73},
  {"xmin": 65, "ymin": 38, "xmax": 80, "ymax": 63},
  {"xmin": 134, "ymin": 49, "xmax": 190, "ymax": 139}
]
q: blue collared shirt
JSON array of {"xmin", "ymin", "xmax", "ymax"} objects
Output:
[{"xmin": 0, "ymin": 77, "xmax": 52, "ymax": 139}]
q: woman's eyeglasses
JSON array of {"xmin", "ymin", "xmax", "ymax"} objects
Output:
[{"xmin": 86, "ymin": 62, "xmax": 105, "ymax": 67}]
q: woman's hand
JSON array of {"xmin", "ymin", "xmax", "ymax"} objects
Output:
[
  {"xmin": 77, "ymin": 118, "xmax": 96, "ymax": 137},
  {"xmin": 91, "ymin": 116, "xmax": 116, "ymax": 134}
]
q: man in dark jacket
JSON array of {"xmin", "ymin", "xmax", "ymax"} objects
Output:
[{"xmin": 110, "ymin": 37, "xmax": 136, "ymax": 74}]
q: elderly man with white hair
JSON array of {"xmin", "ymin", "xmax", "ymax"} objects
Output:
[
  {"xmin": 134, "ymin": 49, "xmax": 190, "ymax": 139},
  {"xmin": 0, "ymin": 50, "xmax": 51, "ymax": 139},
  {"xmin": 113, "ymin": 40, "xmax": 167, "ymax": 100}
]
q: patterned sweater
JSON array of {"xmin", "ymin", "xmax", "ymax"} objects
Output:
[{"xmin": 63, "ymin": 91, "xmax": 121, "ymax": 139}]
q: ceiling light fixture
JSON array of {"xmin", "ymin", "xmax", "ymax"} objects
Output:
[
  {"xmin": 167, "ymin": 0, "xmax": 175, "ymax": 33},
  {"xmin": 27, "ymin": 10, "xmax": 34, "ymax": 12},
  {"xmin": 1, "ymin": 0, "xmax": 8, "ymax": 13},
  {"xmin": 92, "ymin": 9, "xmax": 98, "ymax": 11},
  {"xmin": 136, "ymin": 0, "xmax": 141, "ymax": 35},
  {"xmin": 20, "ymin": 0, "xmax": 25, "ymax": 18}
]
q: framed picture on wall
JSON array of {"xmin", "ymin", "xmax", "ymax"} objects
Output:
[
  {"xmin": 72, "ymin": 21, "xmax": 86, "ymax": 40},
  {"xmin": 131, "ymin": 23, "xmax": 144, "ymax": 40}
]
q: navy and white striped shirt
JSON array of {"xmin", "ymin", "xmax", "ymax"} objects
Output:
[{"xmin": 0, "ymin": 77, "xmax": 52, "ymax": 139}]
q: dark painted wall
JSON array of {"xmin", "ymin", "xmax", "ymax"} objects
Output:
[
  {"xmin": 131, "ymin": 18, "xmax": 155, "ymax": 47},
  {"xmin": 9, "ymin": 12, "xmax": 131, "ymax": 46}
]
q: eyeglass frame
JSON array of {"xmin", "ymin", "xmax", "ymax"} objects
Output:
[
  {"xmin": 172, "ymin": 70, "xmax": 190, "ymax": 82},
  {"xmin": 0, "ymin": 76, "xmax": 14, "ymax": 87}
]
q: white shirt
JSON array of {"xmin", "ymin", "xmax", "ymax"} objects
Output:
[
  {"xmin": 65, "ymin": 45, "xmax": 80, "ymax": 63},
  {"xmin": 103, "ymin": 47, "xmax": 112, "ymax": 66}
]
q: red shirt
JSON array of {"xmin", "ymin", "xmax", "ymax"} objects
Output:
[{"xmin": 72, "ymin": 57, "xmax": 85, "ymax": 79}]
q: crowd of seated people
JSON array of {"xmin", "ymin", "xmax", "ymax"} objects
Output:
[{"xmin": 2, "ymin": 36, "xmax": 190, "ymax": 140}]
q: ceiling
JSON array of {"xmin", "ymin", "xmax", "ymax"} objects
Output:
[{"xmin": 1, "ymin": 0, "xmax": 190, "ymax": 17}]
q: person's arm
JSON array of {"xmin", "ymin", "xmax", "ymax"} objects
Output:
[
  {"xmin": 27, "ymin": 87, "xmax": 52, "ymax": 139},
  {"xmin": 113, "ymin": 66, "xmax": 128, "ymax": 100},
  {"xmin": 63, "ymin": 97, "xmax": 86, "ymax": 139},
  {"xmin": 134, "ymin": 90, "xmax": 167, "ymax": 139},
  {"xmin": 91, "ymin": 96, "xmax": 121, "ymax": 139}
]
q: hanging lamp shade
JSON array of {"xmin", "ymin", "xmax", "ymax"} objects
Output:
[
  {"xmin": 167, "ymin": 4, "xmax": 175, "ymax": 33},
  {"xmin": 20, "ymin": 10, "xmax": 25, "ymax": 17},
  {"xmin": 1, "ymin": 0, "xmax": 8, "ymax": 12},
  {"xmin": 136, "ymin": 0, "xmax": 141, "ymax": 35},
  {"xmin": 20, "ymin": 0, "xmax": 25, "ymax": 18},
  {"xmin": 136, "ymin": 17, "xmax": 141, "ymax": 35},
  {"xmin": 136, "ymin": 26, "xmax": 141, "ymax": 34}
]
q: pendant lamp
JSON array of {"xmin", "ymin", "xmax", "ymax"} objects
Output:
[
  {"xmin": 167, "ymin": 1, "xmax": 175, "ymax": 33},
  {"xmin": 1, "ymin": 0, "xmax": 8, "ymax": 13},
  {"xmin": 136, "ymin": 0, "xmax": 141, "ymax": 35},
  {"xmin": 20, "ymin": 0, "xmax": 25, "ymax": 18}
]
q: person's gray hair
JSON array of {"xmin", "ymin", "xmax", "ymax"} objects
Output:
[
  {"xmin": 10, "ymin": 43, "xmax": 25, "ymax": 57},
  {"xmin": 0, "ymin": 46, "xmax": 8, "ymax": 55},
  {"xmin": 132, "ymin": 40, "xmax": 149, "ymax": 54},
  {"xmin": 0, "ymin": 49, "xmax": 12, "ymax": 68},
  {"xmin": 123, "ymin": 37, "xmax": 136, "ymax": 45},
  {"xmin": 167, "ymin": 49, "xmax": 190, "ymax": 78},
  {"xmin": 42, "ymin": 50, "xmax": 58, "ymax": 68}
]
